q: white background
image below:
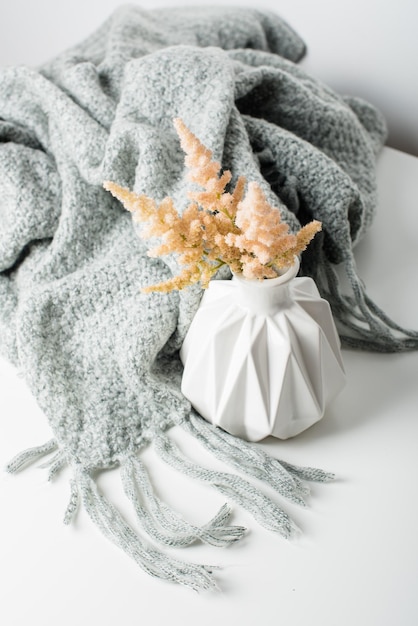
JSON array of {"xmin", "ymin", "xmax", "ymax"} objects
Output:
[
  {"xmin": 1, "ymin": 2, "xmax": 418, "ymax": 625},
  {"xmin": 0, "ymin": 0, "xmax": 417, "ymax": 155}
]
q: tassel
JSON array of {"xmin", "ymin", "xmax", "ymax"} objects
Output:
[
  {"xmin": 63, "ymin": 479, "xmax": 80, "ymax": 525},
  {"xmin": 278, "ymin": 460, "xmax": 335, "ymax": 483},
  {"xmin": 121, "ymin": 456, "xmax": 246, "ymax": 548},
  {"xmin": 315, "ymin": 250, "xmax": 418, "ymax": 352},
  {"xmin": 183, "ymin": 412, "xmax": 335, "ymax": 504},
  {"xmin": 153, "ymin": 431, "xmax": 298, "ymax": 538},
  {"xmin": 39, "ymin": 450, "xmax": 68, "ymax": 481},
  {"xmin": 75, "ymin": 467, "xmax": 219, "ymax": 591},
  {"xmin": 5, "ymin": 439, "xmax": 58, "ymax": 474}
]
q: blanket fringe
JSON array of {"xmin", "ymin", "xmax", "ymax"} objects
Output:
[
  {"xmin": 5, "ymin": 429, "xmax": 334, "ymax": 590},
  {"xmin": 121, "ymin": 456, "xmax": 246, "ymax": 548},
  {"xmin": 39, "ymin": 449, "xmax": 68, "ymax": 481},
  {"xmin": 316, "ymin": 252, "xmax": 418, "ymax": 352},
  {"xmin": 183, "ymin": 412, "xmax": 334, "ymax": 504},
  {"xmin": 61, "ymin": 423, "xmax": 335, "ymax": 589},
  {"xmin": 63, "ymin": 479, "xmax": 80, "ymax": 525},
  {"xmin": 75, "ymin": 466, "xmax": 219, "ymax": 591},
  {"xmin": 5, "ymin": 439, "xmax": 58, "ymax": 474},
  {"xmin": 153, "ymin": 430, "xmax": 299, "ymax": 538}
]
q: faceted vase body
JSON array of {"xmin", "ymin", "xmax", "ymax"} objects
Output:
[{"xmin": 180, "ymin": 259, "xmax": 346, "ymax": 441}]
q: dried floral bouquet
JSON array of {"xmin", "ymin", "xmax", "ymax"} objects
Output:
[{"xmin": 104, "ymin": 119, "xmax": 321, "ymax": 292}]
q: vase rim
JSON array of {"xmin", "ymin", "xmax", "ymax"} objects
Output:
[{"xmin": 232, "ymin": 256, "xmax": 300, "ymax": 288}]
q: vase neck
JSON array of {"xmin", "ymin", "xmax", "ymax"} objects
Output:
[{"xmin": 232, "ymin": 258, "xmax": 299, "ymax": 315}]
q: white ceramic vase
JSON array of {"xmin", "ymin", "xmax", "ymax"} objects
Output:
[{"xmin": 180, "ymin": 258, "xmax": 346, "ymax": 441}]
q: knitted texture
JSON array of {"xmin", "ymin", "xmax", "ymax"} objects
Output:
[{"xmin": 1, "ymin": 5, "xmax": 417, "ymax": 590}]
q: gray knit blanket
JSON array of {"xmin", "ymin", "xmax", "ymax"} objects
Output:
[{"xmin": 2, "ymin": 5, "xmax": 417, "ymax": 590}]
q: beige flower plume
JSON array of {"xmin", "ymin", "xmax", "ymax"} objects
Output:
[{"xmin": 103, "ymin": 119, "xmax": 321, "ymax": 291}]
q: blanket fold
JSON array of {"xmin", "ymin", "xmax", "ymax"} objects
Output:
[{"xmin": 1, "ymin": 5, "xmax": 417, "ymax": 589}]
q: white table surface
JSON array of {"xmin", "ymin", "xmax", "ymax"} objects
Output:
[{"xmin": 1, "ymin": 145, "xmax": 417, "ymax": 626}]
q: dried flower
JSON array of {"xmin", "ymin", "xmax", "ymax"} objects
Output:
[{"xmin": 103, "ymin": 119, "xmax": 321, "ymax": 292}]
